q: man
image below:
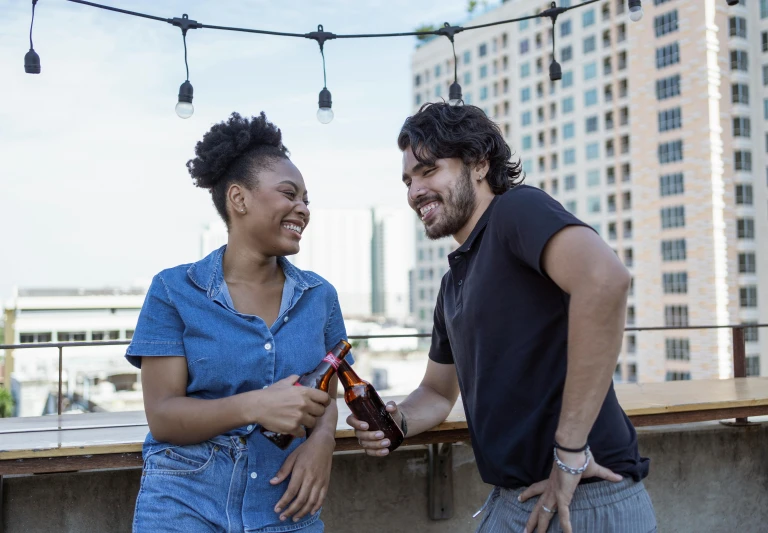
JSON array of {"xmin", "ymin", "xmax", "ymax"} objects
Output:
[{"xmin": 348, "ymin": 103, "xmax": 655, "ymax": 533}]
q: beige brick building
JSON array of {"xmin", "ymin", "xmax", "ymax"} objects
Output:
[{"xmin": 410, "ymin": 0, "xmax": 767, "ymax": 382}]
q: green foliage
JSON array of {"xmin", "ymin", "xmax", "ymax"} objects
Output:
[{"xmin": 0, "ymin": 387, "xmax": 14, "ymax": 418}]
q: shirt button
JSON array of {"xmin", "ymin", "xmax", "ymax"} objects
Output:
[
  {"xmin": 246, "ymin": 425, "xmax": 254, "ymax": 431},
  {"xmin": 458, "ymin": 280, "xmax": 463, "ymax": 286},
  {"xmin": 262, "ymin": 385, "xmax": 269, "ymax": 389},
  {"xmin": 284, "ymin": 316, "xmax": 289, "ymax": 322},
  {"xmin": 264, "ymin": 343, "xmax": 272, "ymax": 350},
  {"xmin": 251, "ymin": 472, "xmax": 258, "ymax": 479}
]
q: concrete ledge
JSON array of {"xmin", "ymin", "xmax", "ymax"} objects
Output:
[{"xmin": 3, "ymin": 422, "xmax": 767, "ymax": 532}]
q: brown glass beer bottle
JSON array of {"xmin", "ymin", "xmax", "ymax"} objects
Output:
[
  {"xmin": 260, "ymin": 339, "xmax": 351, "ymax": 449},
  {"xmin": 337, "ymin": 359, "xmax": 404, "ymax": 452}
]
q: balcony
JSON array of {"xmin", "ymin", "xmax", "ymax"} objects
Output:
[{"xmin": 1, "ymin": 326, "xmax": 767, "ymax": 532}]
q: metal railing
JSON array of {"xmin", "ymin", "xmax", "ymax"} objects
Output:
[{"xmin": 0, "ymin": 324, "xmax": 766, "ymax": 418}]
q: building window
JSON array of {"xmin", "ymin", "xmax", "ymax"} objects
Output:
[
  {"xmin": 658, "ymin": 107, "xmax": 682, "ymax": 132},
  {"xmin": 764, "ymin": 65, "xmax": 768, "ymax": 85},
  {"xmin": 521, "ymin": 87, "xmax": 531, "ymax": 102},
  {"xmin": 565, "ymin": 174, "xmax": 576, "ymax": 190},
  {"xmin": 666, "ymin": 371, "xmax": 692, "ymax": 381},
  {"xmin": 607, "ymin": 194, "xmax": 616, "ymax": 212},
  {"xmin": 737, "ymin": 218, "xmax": 755, "ymax": 239},
  {"xmin": 736, "ymin": 184, "xmax": 753, "ymax": 205},
  {"xmin": 763, "ymin": 31, "xmax": 768, "ymax": 52},
  {"xmin": 57, "ymin": 332, "xmax": 87, "ymax": 342},
  {"xmin": 745, "ymin": 323, "xmax": 759, "ymax": 343},
  {"xmin": 562, "ymin": 70, "xmax": 573, "ymax": 88},
  {"xmin": 608, "ymin": 222, "xmax": 617, "ymax": 240},
  {"xmin": 624, "ymin": 248, "xmax": 634, "ymax": 268},
  {"xmin": 661, "ymin": 206, "xmax": 685, "ymax": 228},
  {"xmin": 564, "ymin": 148, "xmax": 576, "ymax": 164},
  {"xmin": 626, "ymin": 334, "xmax": 636, "ymax": 353},
  {"xmin": 586, "ymin": 142, "xmax": 599, "ymax": 160},
  {"xmin": 480, "ymin": 86, "xmax": 488, "ymax": 100},
  {"xmin": 739, "ymin": 252, "xmax": 756, "ymax": 274},
  {"xmin": 520, "ymin": 63, "xmax": 530, "ymax": 79},
  {"xmin": 661, "ymin": 239, "xmax": 686, "ymax": 261},
  {"xmin": 562, "ymin": 96, "xmax": 574, "ymax": 113},
  {"xmin": 92, "ymin": 330, "xmax": 120, "ymax": 341},
  {"xmin": 731, "ymin": 83, "xmax": 749, "ymax": 105},
  {"xmin": 522, "ymin": 135, "xmax": 532, "ymax": 150},
  {"xmin": 585, "ymin": 89, "xmax": 598, "ymax": 107},
  {"xmin": 583, "ymin": 9, "xmax": 595, "ymax": 27},
  {"xmin": 561, "ymin": 20, "xmax": 572, "ymax": 37},
  {"xmin": 666, "ymin": 338, "xmax": 691, "ymax": 361},
  {"xmin": 654, "ymin": 10, "xmax": 679, "ymax": 37},
  {"xmin": 435, "ymin": 64, "xmax": 442, "ymax": 78},
  {"xmin": 563, "ymin": 122, "xmax": 575, "ymax": 139},
  {"xmin": 664, "ymin": 305, "xmax": 689, "ymax": 327},
  {"xmin": 663, "ymin": 272, "xmax": 688, "ymax": 294},
  {"xmin": 656, "ymin": 74, "xmax": 681, "ymax": 100},
  {"xmin": 740, "ymin": 286, "xmax": 758, "ymax": 308},
  {"xmin": 522, "ymin": 111, "xmax": 532, "ymax": 126},
  {"xmin": 621, "ymin": 135, "xmax": 630, "ymax": 154},
  {"xmin": 587, "ymin": 196, "xmax": 601, "ymax": 213},
  {"xmin": 463, "ymin": 50, "xmax": 471, "ymax": 64},
  {"xmin": 658, "ymin": 140, "xmax": 683, "ymax": 164},
  {"xmin": 479, "ymin": 43, "xmax": 488, "ymax": 57},
  {"xmin": 561, "ymin": 45, "xmax": 573, "ymax": 62},
  {"xmin": 586, "ymin": 116, "xmax": 598, "ymax": 133},
  {"xmin": 19, "ymin": 332, "xmax": 53, "ymax": 344},
  {"xmin": 565, "ymin": 200, "xmax": 577, "ymax": 214},
  {"xmin": 729, "ymin": 16, "xmax": 747, "ymax": 38},
  {"xmin": 623, "ymin": 219, "xmax": 633, "ymax": 239},
  {"xmin": 656, "ymin": 42, "xmax": 680, "ymax": 69},
  {"xmin": 762, "ymin": 0, "xmax": 768, "ymax": 18},
  {"xmin": 520, "ymin": 39, "xmax": 529, "ymax": 55},
  {"xmin": 435, "ymin": 85, "xmax": 442, "ymax": 98},
  {"xmin": 734, "ymin": 150, "xmax": 752, "ymax": 171},
  {"xmin": 733, "ymin": 117, "xmax": 751, "ymax": 138},
  {"xmin": 584, "ymin": 61, "xmax": 597, "ymax": 80},
  {"xmin": 731, "ymin": 50, "xmax": 749, "ymax": 71},
  {"xmin": 747, "ymin": 356, "xmax": 760, "ymax": 377},
  {"xmin": 660, "ymin": 173, "xmax": 684, "ymax": 196},
  {"xmin": 583, "ymin": 36, "xmax": 596, "ymax": 54}
]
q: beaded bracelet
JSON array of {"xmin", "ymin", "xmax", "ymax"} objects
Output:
[{"xmin": 553, "ymin": 445, "xmax": 591, "ymax": 475}]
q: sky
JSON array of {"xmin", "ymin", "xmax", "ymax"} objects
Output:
[{"xmin": 0, "ymin": 0, "xmax": 477, "ymax": 300}]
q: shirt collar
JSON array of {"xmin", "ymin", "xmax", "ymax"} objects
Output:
[
  {"xmin": 451, "ymin": 195, "xmax": 501, "ymax": 257},
  {"xmin": 187, "ymin": 245, "xmax": 321, "ymax": 300}
]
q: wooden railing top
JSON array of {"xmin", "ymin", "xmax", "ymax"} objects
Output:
[{"xmin": 1, "ymin": 377, "xmax": 767, "ymax": 474}]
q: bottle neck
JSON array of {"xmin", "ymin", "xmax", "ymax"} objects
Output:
[
  {"xmin": 337, "ymin": 359, "xmax": 366, "ymax": 388},
  {"xmin": 322, "ymin": 340, "xmax": 351, "ymax": 372}
]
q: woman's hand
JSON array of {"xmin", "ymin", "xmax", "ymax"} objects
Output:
[
  {"xmin": 269, "ymin": 432, "xmax": 336, "ymax": 522},
  {"xmin": 249, "ymin": 375, "xmax": 331, "ymax": 437}
]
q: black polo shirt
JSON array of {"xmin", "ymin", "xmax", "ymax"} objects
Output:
[{"xmin": 429, "ymin": 185, "xmax": 649, "ymax": 488}]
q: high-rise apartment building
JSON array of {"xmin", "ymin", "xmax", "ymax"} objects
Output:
[{"xmin": 410, "ymin": 0, "xmax": 767, "ymax": 381}]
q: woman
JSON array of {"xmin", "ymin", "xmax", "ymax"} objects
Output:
[{"xmin": 126, "ymin": 112, "xmax": 350, "ymax": 532}]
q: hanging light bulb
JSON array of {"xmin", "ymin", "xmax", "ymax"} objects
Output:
[
  {"xmin": 448, "ymin": 81, "xmax": 463, "ymax": 106},
  {"xmin": 25, "ymin": 48, "xmax": 40, "ymax": 74},
  {"xmin": 549, "ymin": 59, "xmax": 562, "ymax": 81},
  {"xmin": 25, "ymin": 0, "xmax": 40, "ymax": 73},
  {"xmin": 628, "ymin": 0, "xmax": 644, "ymax": 22},
  {"xmin": 317, "ymin": 87, "xmax": 333, "ymax": 124},
  {"xmin": 176, "ymin": 80, "xmax": 194, "ymax": 119}
]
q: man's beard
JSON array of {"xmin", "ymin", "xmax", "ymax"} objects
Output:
[{"xmin": 424, "ymin": 165, "xmax": 476, "ymax": 240}]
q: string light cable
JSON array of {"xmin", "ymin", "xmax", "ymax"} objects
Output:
[{"xmin": 25, "ymin": 1, "xmax": 726, "ymax": 122}]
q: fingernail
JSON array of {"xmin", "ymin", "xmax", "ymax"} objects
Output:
[
  {"xmin": 517, "ymin": 495, "xmax": 522, "ymax": 502},
  {"xmin": 293, "ymin": 517, "xmax": 299, "ymax": 523},
  {"xmin": 380, "ymin": 449, "xmax": 388, "ymax": 456},
  {"xmin": 381, "ymin": 440, "xmax": 390, "ymax": 447},
  {"xmin": 275, "ymin": 507, "xmax": 281, "ymax": 513},
  {"xmin": 361, "ymin": 423, "xmax": 368, "ymax": 430},
  {"xmin": 271, "ymin": 477, "xmax": 279, "ymax": 483},
  {"xmin": 375, "ymin": 432, "xmax": 384, "ymax": 439},
  {"xmin": 280, "ymin": 516, "xmax": 286, "ymax": 521}
]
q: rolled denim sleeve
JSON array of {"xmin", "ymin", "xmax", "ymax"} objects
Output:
[
  {"xmin": 323, "ymin": 287, "xmax": 355, "ymax": 365},
  {"xmin": 125, "ymin": 273, "xmax": 186, "ymax": 369}
]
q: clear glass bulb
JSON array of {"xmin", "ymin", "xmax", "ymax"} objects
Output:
[
  {"xmin": 448, "ymin": 98, "xmax": 462, "ymax": 106},
  {"xmin": 629, "ymin": 6, "xmax": 643, "ymax": 22},
  {"xmin": 317, "ymin": 107, "xmax": 334, "ymax": 124},
  {"xmin": 175, "ymin": 101, "xmax": 194, "ymax": 119}
]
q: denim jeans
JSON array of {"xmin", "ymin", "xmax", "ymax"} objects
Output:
[{"xmin": 133, "ymin": 435, "xmax": 324, "ymax": 533}]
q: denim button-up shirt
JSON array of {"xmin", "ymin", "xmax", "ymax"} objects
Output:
[{"xmin": 126, "ymin": 246, "xmax": 351, "ymax": 531}]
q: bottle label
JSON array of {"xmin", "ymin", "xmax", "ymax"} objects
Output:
[{"xmin": 323, "ymin": 353, "xmax": 341, "ymax": 370}]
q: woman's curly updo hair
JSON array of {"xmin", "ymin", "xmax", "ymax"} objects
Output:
[
  {"xmin": 187, "ymin": 112, "xmax": 290, "ymax": 226},
  {"xmin": 397, "ymin": 102, "xmax": 523, "ymax": 194}
]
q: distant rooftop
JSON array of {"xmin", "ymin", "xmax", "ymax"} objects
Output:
[{"xmin": 16, "ymin": 288, "xmax": 146, "ymax": 298}]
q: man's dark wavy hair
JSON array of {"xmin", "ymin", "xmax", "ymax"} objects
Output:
[{"xmin": 397, "ymin": 103, "xmax": 524, "ymax": 194}]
